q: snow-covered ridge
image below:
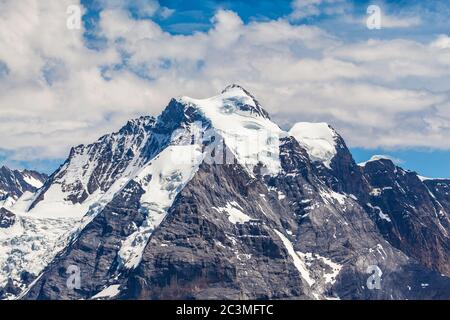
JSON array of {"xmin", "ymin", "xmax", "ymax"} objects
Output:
[
  {"xmin": 20, "ymin": 116, "xmax": 161, "ymax": 218},
  {"xmin": 289, "ymin": 122, "xmax": 338, "ymax": 169}
]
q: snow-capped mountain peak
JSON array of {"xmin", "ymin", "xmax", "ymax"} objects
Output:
[
  {"xmin": 221, "ymin": 84, "xmax": 271, "ymax": 119},
  {"xmin": 179, "ymin": 84, "xmax": 271, "ymax": 120},
  {"xmin": 289, "ymin": 122, "xmax": 338, "ymax": 169},
  {"xmin": 176, "ymin": 85, "xmax": 283, "ymax": 176}
]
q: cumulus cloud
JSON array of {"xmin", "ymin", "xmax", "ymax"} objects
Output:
[{"xmin": 0, "ymin": 0, "xmax": 449, "ymax": 169}]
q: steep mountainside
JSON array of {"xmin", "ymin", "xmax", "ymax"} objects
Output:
[{"xmin": 1, "ymin": 85, "xmax": 450, "ymax": 300}]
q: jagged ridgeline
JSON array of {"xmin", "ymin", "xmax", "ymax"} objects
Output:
[{"xmin": 1, "ymin": 85, "xmax": 450, "ymax": 300}]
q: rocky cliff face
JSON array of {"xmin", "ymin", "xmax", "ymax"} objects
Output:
[
  {"xmin": 0, "ymin": 166, "xmax": 47, "ymax": 207},
  {"xmin": 0, "ymin": 208, "xmax": 16, "ymax": 229},
  {"xmin": 360, "ymin": 159, "xmax": 450, "ymax": 276},
  {"xmin": 2, "ymin": 85, "xmax": 450, "ymax": 300},
  {"xmin": 292, "ymin": 125, "xmax": 450, "ymax": 279}
]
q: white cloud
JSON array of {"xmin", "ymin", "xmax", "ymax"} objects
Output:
[
  {"xmin": 0, "ymin": 1, "xmax": 449, "ymax": 168},
  {"xmin": 431, "ymin": 34, "xmax": 450, "ymax": 49}
]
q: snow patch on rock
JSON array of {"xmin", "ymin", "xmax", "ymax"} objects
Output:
[
  {"xmin": 21, "ymin": 174, "xmax": 44, "ymax": 189},
  {"xmin": 320, "ymin": 189, "xmax": 347, "ymax": 205},
  {"xmin": 91, "ymin": 284, "xmax": 121, "ymax": 300},
  {"xmin": 367, "ymin": 203, "xmax": 392, "ymax": 222},
  {"xmin": 298, "ymin": 252, "xmax": 343, "ymax": 285},
  {"xmin": 214, "ymin": 201, "xmax": 252, "ymax": 224},
  {"xmin": 274, "ymin": 230, "xmax": 315, "ymax": 287}
]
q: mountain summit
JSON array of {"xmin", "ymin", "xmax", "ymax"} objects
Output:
[
  {"xmin": 219, "ymin": 84, "xmax": 271, "ymax": 119},
  {"xmin": 1, "ymin": 86, "xmax": 450, "ymax": 300}
]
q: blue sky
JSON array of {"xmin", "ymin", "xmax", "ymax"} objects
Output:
[
  {"xmin": 0, "ymin": 0, "xmax": 450, "ymax": 178},
  {"xmin": 351, "ymin": 148, "xmax": 450, "ymax": 178}
]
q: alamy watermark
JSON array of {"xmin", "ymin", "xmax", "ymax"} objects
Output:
[
  {"xmin": 66, "ymin": 264, "xmax": 81, "ymax": 290},
  {"xmin": 66, "ymin": 5, "xmax": 82, "ymax": 30},
  {"xmin": 366, "ymin": 5, "xmax": 382, "ymax": 30}
]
